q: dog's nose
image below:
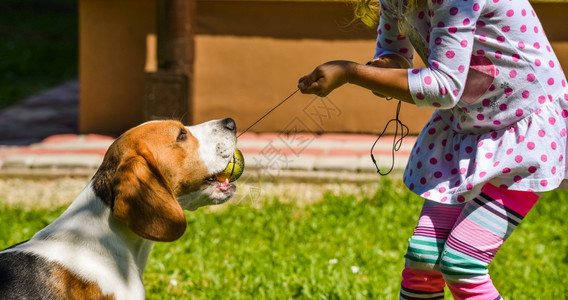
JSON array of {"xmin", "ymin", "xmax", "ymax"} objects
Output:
[{"xmin": 222, "ymin": 118, "xmax": 236, "ymax": 132}]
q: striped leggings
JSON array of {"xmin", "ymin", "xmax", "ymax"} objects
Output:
[{"xmin": 400, "ymin": 183, "xmax": 540, "ymax": 300}]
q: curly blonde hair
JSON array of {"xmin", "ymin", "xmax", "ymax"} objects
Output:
[
  {"xmin": 352, "ymin": 0, "xmax": 380, "ymax": 28},
  {"xmin": 352, "ymin": 0, "xmax": 425, "ymax": 34}
]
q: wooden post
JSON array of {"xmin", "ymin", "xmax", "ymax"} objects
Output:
[{"xmin": 144, "ymin": 0, "xmax": 195, "ymax": 124}]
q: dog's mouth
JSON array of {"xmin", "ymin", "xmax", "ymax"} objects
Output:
[
  {"xmin": 203, "ymin": 148, "xmax": 243, "ymax": 198},
  {"xmin": 205, "ymin": 175, "xmax": 236, "ymax": 196},
  {"xmin": 203, "ymin": 153, "xmax": 242, "ymax": 201},
  {"xmin": 180, "ymin": 148, "xmax": 244, "ymax": 211},
  {"xmin": 179, "ymin": 174, "xmax": 237, "ymax": 211}
]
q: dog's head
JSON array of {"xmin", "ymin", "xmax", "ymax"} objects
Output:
[{"xmin": 92, "ymin": 118, "xmax": 238, "ymax": 242}]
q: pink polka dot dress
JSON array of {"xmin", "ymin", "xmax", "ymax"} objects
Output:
[{"xmin": 375, "ymin": 0, "xmax": 568, "ymax": 203}]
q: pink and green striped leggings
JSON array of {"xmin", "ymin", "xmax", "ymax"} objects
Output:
[{"xmin": 400, "ymin": 183, "xmax": 540, "ymax": 300}]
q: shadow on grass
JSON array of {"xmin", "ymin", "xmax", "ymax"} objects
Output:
[{"xmin": 0, "ymin": 0, "xmax": 78, "ymax": 110}]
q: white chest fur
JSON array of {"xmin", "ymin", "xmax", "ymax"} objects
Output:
[{"xmin": 7, "ymin": 181, "xmax": 155, "ymax": 300}]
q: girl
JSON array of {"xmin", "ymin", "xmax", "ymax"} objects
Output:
[{"xmin": 298, "ymin": 0, "xmax": 568, "ymax": 299}]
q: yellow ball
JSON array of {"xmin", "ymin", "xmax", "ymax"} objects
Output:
[{"xmin": 216, "ymin": 148, "xmax": 245, "ymax": 182}]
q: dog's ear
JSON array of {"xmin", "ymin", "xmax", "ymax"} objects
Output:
[{"xmin": 111, "ymin": 145, "xmax": 187, "ymax": 242}]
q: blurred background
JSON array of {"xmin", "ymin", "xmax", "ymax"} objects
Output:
[
  {"xmin": 0, "ymin": 0, "xmax": 77, "ymax": 110},
  {"xmin": 2, "ymin": 0, "xmax": 568, "ymax": 142},
  {"xmin": 0, "ymin": 0, "xmax": 437, "ymax": 145}
]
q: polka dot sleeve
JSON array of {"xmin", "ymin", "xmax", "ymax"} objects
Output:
[
  {"xmin": 374, "ymin": 0, "xmax": 414, "ymax": 67},
  {"xmin": 408, "ymin": 0, "xmax": 486, "ymax": 109}
]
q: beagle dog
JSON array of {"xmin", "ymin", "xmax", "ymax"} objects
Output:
[{"xmin": 0, "ymin": 118, "xmax": 239, "ymax": 299}]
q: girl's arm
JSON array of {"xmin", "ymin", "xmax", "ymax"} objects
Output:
[
  {"xmin": 367, "ymin": 55, "xmax": 412, "ymax": 98},
  {"xmin": 299, "ymin": 0, "xmax": 487, "ymax": 109},
  {"xmin": 297, "ymin": 60, "xmax": 414, "ymax": 104}
]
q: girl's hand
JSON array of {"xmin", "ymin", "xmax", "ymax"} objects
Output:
[
  {"xmin": 297, "ymin": 56, "xmax": 413, "ymax": 104},
  {"xmin": 297, "ymin": 60, "xmax": 356, "ymax": 97}
]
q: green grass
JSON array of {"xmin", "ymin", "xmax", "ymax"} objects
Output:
[
  {"xmin": 1, "ymin": 179, "xmax": 567, "ymax": 299},
  {"xmin": 0, "ymin": 0, "xmax": 78, "ymax": 109}
]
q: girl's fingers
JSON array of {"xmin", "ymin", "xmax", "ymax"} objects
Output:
[
  {"xmin": 300, "ymin": 80, "xmax": 322, "ymax": 95},
  {"xmin": 298, "ymin": 73, "xmax": 314, "ymax": 90},
  {"xmin": 299, "ymin": 61, "xmax": 350, "ymax": 95},
  {"xmin": 298, "ymin": 73, "xmax": 322, "ymax": 94}
]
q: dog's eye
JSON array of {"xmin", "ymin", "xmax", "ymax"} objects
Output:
[{"xmin": 177, "ymin": 129, "xmax": 188, "ymax": 142}]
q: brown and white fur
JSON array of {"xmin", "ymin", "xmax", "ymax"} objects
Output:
[{"xmin": 0, "ymin": 118, "xmax": 239, "ymax": 299}]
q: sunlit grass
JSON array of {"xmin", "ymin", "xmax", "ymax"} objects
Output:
[{"xmin": 1, "ymin": 179, "xmax": 566, "ymax": 299}]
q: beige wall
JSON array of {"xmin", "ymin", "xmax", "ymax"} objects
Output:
[
  {"xmin": 193, "ymin": 1, "xmax": 430, "ymax": 135},
  {"xmin": 79, "ymin": 0, "xmax": 156, "ymax": 135},
  {"xmin": 79, "ymin": 0, "xmax": 568, "ymax": 136},
  {"xmin": 536, "ymin": 4, "xmax": 568, "ymax": 74}
]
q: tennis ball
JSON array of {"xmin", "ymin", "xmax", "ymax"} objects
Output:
[{"xmin": 216, "ymin": 148, "xmax": 245, "ymax": 182}]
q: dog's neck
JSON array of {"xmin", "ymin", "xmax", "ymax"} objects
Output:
[{"xmin": 31, "ymin": 180, "xmax": 155, "ymax": 278}]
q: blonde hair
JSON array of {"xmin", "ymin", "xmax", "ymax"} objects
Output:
[
  {"xmin": 352, "ymin": 0, "xmax": 426, "ymax": 34},
  {"xmin": 352, "ymin": 0, "xmax": 380, "ymax": 28}
]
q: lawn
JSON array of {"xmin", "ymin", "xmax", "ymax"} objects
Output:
[{"xmin": 0, "ymin": 178, "xmax": 566, "ymax": 299}]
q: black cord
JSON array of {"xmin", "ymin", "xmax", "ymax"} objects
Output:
[
  {"xmin": 237, "ymin": 89, "xmax": 299, "ymax": 138},
  {"xmin": 238, "ymin": 87, "xmax": 408, "ymax": 176},
  {"xmin": 370, "ymin": 99, "xmax": 409, "ymax": 176}
]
